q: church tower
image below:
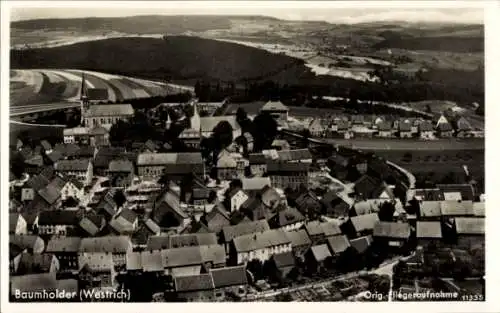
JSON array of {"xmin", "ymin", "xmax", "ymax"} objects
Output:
[
  {"xmin": 165, "ymin": 111, "xmax": 172, "ymax": 130},
  {"xmin": 80, "ymin": 72, "xmax": 90, "ymax": 126},
  {"xmin": 190, "ymin": 99, "xmax": 201, "ymax": 132}
]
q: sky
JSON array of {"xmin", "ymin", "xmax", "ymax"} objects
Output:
[{"xmin": 9, "ymin": 2, "xmax": 484, "ymax": 24}]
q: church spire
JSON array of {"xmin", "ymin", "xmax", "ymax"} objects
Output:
[{"xmin": 80, "ymin": 72, "xmax": 88, "ymax": 100}]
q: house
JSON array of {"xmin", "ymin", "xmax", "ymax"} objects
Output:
[
  {"xmin": 10, "ymin": 235, "xmax": 45, "ymax": 254},
  {"xmin": 231, "ymin": 228, "xmax": 292, "ymax": 264},
  {"xmin": 224, "ymin": 187, "xmax": 249, "ymax": 213},
  {"xmin": 179, "ymin": 128, "xmax": 202, "ymax": 149},
  {"xmin": 321, "ymin": 191, "xmax": 354, "ymax": 217},
  {"xmin": 93, "ymin": 147, "xmax": 126, "ymax": 175},
  {"xmin": 36, "ymin": 175, "xmax": 66, "ymax": 210},
  {"xmin": 131, "ymin": 219, "xmax": 161, "ymax": 247},
  {"xmin": 10, "ymin": 272, "xmax": 60, "ymax": 300},
  {"xmin": 137, "ymin": 152, "xmax": 203, "ymax": 180},
  {"xmin": 269, "ymin": 251, "xmax": 296, "ymax": 279},
  {"xmin": 79, "ymin": 236, "xmax": 133, "ymax": 271},
  {"xmin": 436, "ymin": 122, "xmax": 454, "ymax": 138},
  {"xmin": 59, "ymin": 176, "xmax": 84, "ymax": 202},
  {"xmin": 109, "ymin": 208, "xmax": 139, "ymax": 234},
  {"xmin": 277, "ymin": 149, "xmax": 313, "ymax": 164},
  {"xmin": 473, "ymin": 202, "xmax": 485, "ymax": 217},
  {"xmin": 174, "ymin": 273, "xmax": 215, "ymax": 302},
  {"xmin": 259, "ymin": 100, "xmax": 289, "ymax": 122},
  {"xmin": 271, "ymin": 139, "xmax": 290, "ymax": 151},
  {"xmin": 35, "ymin": 210, "xmax": 80, "ymax": 236},
  {"xmin": 373, "ymin": 221, "xmax": 411, "ymax": 248},
  {"xmin": 326, "ymin": 235, "xmax": 351, "ymax": 257},
  {"xmin": 416, "ymin": 221, "xmax": 442, "ymax": 246},
  {"xmin": 107, "ymin": 160, "xmax": 134, "ymax": 188},
  {"xmin": 260, "ymin": 185, "xmax": 282, "ymax": 210},
  {"xmin": 216, "ymin": 151, "xmax": 239, "ymax": 181},
  {"xmin": 221, "ymin": 220, "xmax": 270, "ymax": 253},
  {"xmin": 266, "ymin": 162, "xmax": 309, "ymax": 190},
  {"xmin": 82, "ymin": 103, "xmax": 134, "ymax": 128},
  {"xmin": 285, "ymin": 229, "xmax": 312, "ymax": 258},
  {"xmin": 240, "ymin": 197, "xmax": 271, "ymax": 221},
  {"xmin": 454, "ymin": 116, "xmax": 473, "ymax": 137},
  {"xmin": 202, "ymin": 204, "xmax": 231, "ymax": 233},
  {"xmin": 40, "ymin": 140, "xmax": 52, "ymax": 154},
  {"xmin": 376, "ymin": 122, "xmax": 393, "ymax": 138},
  {"xmin": 45, "ymin": 237, "xmax": 82, "ymax": 271},
  {"xmin": 295, "ymin": 191, "xmax": 322, "ymax": 217},
  {"xmin": 309, "ymin": 118, "xmax": 327, "ymax": 137},
  {"xmin": 419, "ymin": 201, "xmax": 442, "ymax": 220},
  {"xmin": 454, "ymin": 217, "xmax": 485, "ymax": 248},
  {"xmin": 162, "ymin": 246, "xmax": 203, "ymax": 277},
  {"xmin": 140, "ymin": 250, "xmax": 164, "ymax": 273},
  {"xmin": 10, "ymin": 243, "xmax": 25, "ymax": 274},
  {"xmin": 268, "ymin": 205, "xmax": 306, "ymax": 231},
  {"xmin": 440, "ymin": 200, "xmax": 474, "ymax": 217},
  {"xmin": 249, "ymin": 153, "xmax": 268, "ymax": 177},
  {"xmin": 88, "ymin": 125, "xmax": 110, "ymax": 147},
  {"xmin": 414, "ymin": 189, "xmax": 444, "ymax": 201},
  {"xmin": 343, "ymin": 213, "xmax": 380, "ymax": 238},
  {"xmin": 436, "ymin": 184, "xmax": 475, "ymax": 201},
  {"xmin": 63, "ymin": 127, "xmax": 90, "ymax": 145},
  {"xmin": 398, "ymin": 121, "xmax": 413, "ymax": 138},
  {"xmin": 9, "ymin": 213, "xmax": 27, "ymax": 235},
  {"xmin": 304, "ymin": 221, "xmax": 342, "ymax": 244},
  {"xmin": 78, "ymin": 262, "xmax": 115, "ymax": 291},
  {"xmin": 210, "ymin": 265, "xmax": 248, "ymax": 300},
  {"xmin": 79, "ymin": 212, "xmax": 106, "ymax": 236},
  {"xmin": 152, "ymin": 190, "xmax": 190, "ymax": 231},
  {"xmin": 16, "ymin": 252, "xmax": 60, "ymax": 275},
  {"xmin": 349, "ymin": 235, "xmax": 373, "ymax": 254},
  {"xmin": 200, "ymin": 244, "xmax": 227, "ymax": 270},
  {"xmin": 305, "ymin": 244, "xmax": 332, "ymax": 273},
  {"xmin": 241, "ymin": 177, "xmax": 271, "ymax": 194},
  {"xmin": 418, "ymin": 121, "xmax": 434, "ymax": 139},
  {"xmin": 54, "ymin": 159, "xmax": 93, "ymax": 186}
]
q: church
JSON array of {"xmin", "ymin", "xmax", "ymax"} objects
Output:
[
  {"xmin": 179, "ymin": 100, "xmax": 241, "ymax": 142},
  {"xmin": 80, "ymin": 73, "xmax": 134, "ymax": 128}
]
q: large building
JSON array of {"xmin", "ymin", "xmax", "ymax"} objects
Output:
[{"xmin": 80, "ymin": 73, "xmax": 134, "ymax": 128}]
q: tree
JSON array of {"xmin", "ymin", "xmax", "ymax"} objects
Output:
[
  {"xmin": 378, "ymin": 201, "xmax": 396, "ymax": 222},
  {"xmin": 212, "ymin": 121, "xmax": 234, "ymax": 151},
  {"xmin": 246, "ymin": 259, "xmax": 264, "ymax": 281},
  {"xmin": 252, "ymin": 112, "xmax": 278, "ymax": 151},
  {"xmin": 113, "ymin": 189, "xmax": 127, "ymax": 208},
  {"xmin": 10, "ymin": 152, "xmax": 26, "ymax": 179},
  {"xmin": 236, "ymin": 107, "xmax": 252, "ymax": 132}
]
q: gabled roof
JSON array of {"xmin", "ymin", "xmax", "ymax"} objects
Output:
[
  {"xmin": 326, "ymin": 235, "xmax": 351, "ymax": 254},
  {"xmin": 350, "ymin": 213, "xmax": 380, "ymax": 233},
  {"xmin": 436, "ymin": 184, "xmax": 475, "ymax": 201},
  {"xmin": 455, "ymin": 217, "xmax": 485, "ymax": 235},
  {"xmin": 440, "ymin": 200, "xmax": 474, "ymax": 216},
  {"xmin": 473, "ymin": 202, "xmax": 485, "ymax": 217},
  {"xmin": 419, "ymin": 201, "xmax": 442, "ymax": 217},
  {"xmin": 272, "ymin": 251, "xmax": 296, "ymax": 268},
  {"xmin": 304, "ymin": 221, "xmax": 342, "ymax": 237},
  {"xmin": 416, "ymin": 221, "xmax": 442, "ymax": 238},
  {"xmin": 40, "ymin": 140, "xmax": 52, "ymax": 151},
  {"xmin": 10, "ymin": 273, "xmax": 57, "ymax": 293},
  {"xmin": 418, "ymin": 121, "xmax": 434, "ymax": 132},
  {"xmin": 17, "ymin": 253, "xmax": 55, "ymax": 274},
  {"xmin": 248, "ymin": 153, "xmax": 267, "ymax": 164},
  {"xmin": 86, "ymin": 103, "xmax": 134, "ymax": 117},
  {"xmin": 141, "ymin": 250, "xmax": 163, "ymax": 272},
  {"xmin": 175, "ymin": 274, "xmax": 214, "ymax": 292},
  {"xmin": 38, "ymin": 210, "xmax": 80, "ymax": 226},
  {"xmin": 200, "ymin": 244, "xmax": 226, "ymax": 265},
  {"xmin": 10, "ymin": 235, "xmax": 43, "ymax": 251},
  {"xmin": 233, "ymin": 228, "xmax": 290, "ymax": 252},
  {"xmin": 414, "ymin": 189, "xmax": 444, "ymax": 201},
  {"xmin": 310, "ymin": 244, "xmax": 331, "ymax": 262},
  {"xmin": 161, "ymin": 246, "xmax": 203, "ymax": 268},
  {"xmin": 9, "ymin": 213, "xmax": 23, "ymax": 232},
  {"xmin": 270, "ymin": 206, "xmax": 305, "ymax": 227},
  {"xmin": 241, "ymin": 177, "xmax": 271, "ymax": 191},
  {"xmin": 266, "ymin": 161, "xmax": 309, "ymax": 173},
  {"xmin": 126, "ymin": 252, "xmax": 142, "ymax": 271},
  {"xmin": 286, "ymin": 229, "xmax": 312, "ymax": 248},
  {"xmin": 46, "ymin": 237, "xmax": 82, "ymax": 253},
  {"xmin": 398, "ymin": 121, "xmax": 412, "ymax": 132},
  {"xmin": 108, "ymin": 160, "xmax": 134, "ymax": 172},
  {"xmin": 79, "ymin": 236, "xmax": 131, "ymax": 253},
  {"xmin": 210, "ymin": 265, "xmax": 247, "ymax": 288},
  {"xmin": 277, "ymin": 149, "xmax": 312, "ymax": 162},
  {"xmin": 377, "ymin": 121, "xmax": 392, "ymax": 131},
  {"xmin": 222, "ymin": 220, "xmax": 270, "ymax": 243},
  {"xmin": 260, "ymin": 101, "xmax": 288, "ymax": 112},
  {"xmin": 349, "ymin": 235, "xmax": 373, "ymax": 254},
  {"xmin": 373, "ymin": 221, "xmax": 411, "ymax": 239},
  {"xmin": 55, "ymin": 159, "xmax": 90, "ymax": 172}
]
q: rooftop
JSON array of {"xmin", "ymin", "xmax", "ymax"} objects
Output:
[{"xmin": 233, "ymin": 229, "xmax": 290, "ymax": 252}]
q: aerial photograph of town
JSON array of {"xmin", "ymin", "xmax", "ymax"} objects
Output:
[{"xmin": 5, "ymin": 2, "xmax": 488, "ymax": 305}]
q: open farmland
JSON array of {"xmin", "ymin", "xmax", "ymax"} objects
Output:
[
  {"xmin": 10, "ymin": 69, "xmax": 193, "ymax": 108},
  {"xmin": 324, "ymin": 138, "xmax": 484, "ymax": 151}
]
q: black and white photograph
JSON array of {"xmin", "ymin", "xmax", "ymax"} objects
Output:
[{"xmin": 1, "ymin": 0, "xmax": 498, "ymax": 310}]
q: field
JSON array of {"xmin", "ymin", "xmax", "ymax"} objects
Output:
[
  {"xmin": 323, "ymin": 138, "xmax": 484, "ymax": 151},
  {"xmin": 10, "ymin": 69, "xmax": 193, "ymax": 107},
  {"xmin": 10, "ymin": 120, "xmax": 64, "ymax": 142}
]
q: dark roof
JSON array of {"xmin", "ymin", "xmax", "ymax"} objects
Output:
[
  {"xmin": 309, "ymin": 244, "xmax": 332, "ymax": 262},
  {"xmin": 10, "ymin": 235, "xmax": 42, "ymax": 251},
  {"xmin": 354, "ymin": 175, "xmax": 384, "ymax": 199},
  {"xmin": 266, "ymin": 162, "xmax": 309, "ymax": 174},
  {"xmin": 277, "ymin": 149, "xmax": 312, "ymax": 162},
  {"xmin": 200, "ymin": 244, "xmax": 226, "ymax": 265},
  {"xmin": 285, "ymin": 229, "xmax": 312, "ymax": 248},
  {"xmin": 117, "ymin": 208, "xmax": 137, "ymax": 224},
  {"xmin": 270, "ymin": 206, "xmax": 305, "ymax": 227},
  {"xmin": 350, "ymin": 213, "xmax": 380, "ymax": 232},
  {"xmin": 10, "ymin": 273, "xmax": 57, "ymax": 293},
  {"xmin": 94, "ymin": 147, "xmax": 127, "ymax": 168},
  {"xmin": 222, "ymin": 220, "xmax": 270, "ymax": 243},
  {"xmin": 240, "ymin": 197, "xmax": 271, "ymax": 221},
  {"xmin": 79, "ymin": 236, "xmax": 131, "ymax": 253},
  {"xmin": 17, "ymin": 253, "xmax": 55, "ymax": 274},
  {"xmin": 419, "ymin": 121, "xmax": 434, "ymax": 132},
  {"xmin": 210, "ymin": 265, "xmax": 248, "ymax": 288},
  {"xmin": 398, "ymin": 121, "xmax": 412, "ymax": 132},
  {"xmin": 414, "ymin": 189, "xmax": 444, "ymax": 201},
  {"xmin": 175, "ymin": 274, "xmax": 214, "ymax": 292},
  {"xmin": 455, "ymin": 217, "xmax": 485, "ymax": 235},
  {"xmin": 38, "ymin": 210, "xmax": 80, "ymax": 226},
  {"xmin": 304, "ymin": 221, "xmax": 342, "ymax": 237},
  {"xmin": 233, "ymin": 229, "xmax": 290, "ymax": 252},
  {"xmin": 326, "ymin": 235, "xmax": 351, "ymax": 254},
  {"xmin": 437, "ymin": 122, "xmax": 453, "ymax": 132},
  {"xmin": 272, "ymin": 251, "xmax": 295, "ymax": 268},
  {"xmin": 40, "ymin": 140, "xmax": 52, "ymax": 151},
  {"xmin": 161, "ymin": 246, "xmax": 203, "ymax": 268},
  {"xmin": 349, "ymin": 235, "xmax": 373, "ymax": 254},
  {"xmin": 373, "ymin": 222, "xmax": 411, "ymax": 239},
  {"xmin": 9, "ymin": 213, "xmax": 22, "ymax": 232},
  {"xmin": 108, "ymin": 160, "xmax": 134, "ymax": 172},
  {"xmin": 52, "ymin": 143, "xmax": 81, "ymax": 158},
  {"xmin": 377, "ymin": 122, "xmax": 392, "ymax": 131},
  {"xmin": 86, "ymin": 88, "xmax": 109, "ymax": 101},
  {"xmin": 25, "ymin": 174, "xmax": 50, "ymax": 192}
]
